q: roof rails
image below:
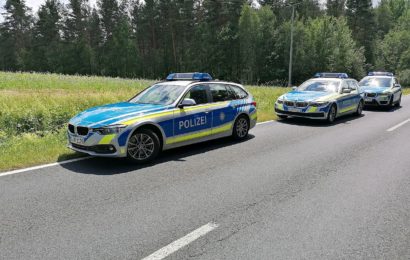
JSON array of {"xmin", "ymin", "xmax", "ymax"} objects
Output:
[
  {"xmin": 314, "ymin": 72, "xmax": 349, "ymax": 79},
  {"xmin": 368, "ymin": 71, "xmax": 394, "ymax": 76},
  {"xmin": 166, "ymin": 72, "xmax": 213, "ymax": 81}
]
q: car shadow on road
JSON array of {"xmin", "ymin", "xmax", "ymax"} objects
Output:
[
  {"xmin": 276, "ymin": 113, "xmax": 364, "ymax": 127},
  {"xmin": 60, "ymin": 135, "xmax": 255, "ymax": 175},
  {"xmin": 364, "ymin": 105, "xmax": 401, "ymax": 113}
]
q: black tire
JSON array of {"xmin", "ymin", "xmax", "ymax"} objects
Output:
[
  {"xmin": 395, "ymin": 94, "xmax": 402, "ymax": 107},
  {"xmin": 355, "ymin": 100, "xmax": 364, "ymax": 116},
  {"xmin": 127, "ymin": 128, "xmax": 160, "ymax": 163},
  {"xmin": 389, "ymin": 95, "xmax": 395, "ymax": 108},
  {"xmin": 232, "ymin": 115, "xmax": 250, "ymax": 140},
  {"xmin": 327, "ymin": 104, "xmax": 337, "ymax": 124},
  {"xmin": 277, "ymin": 115, "xmax": 288, "ymax": 119}
]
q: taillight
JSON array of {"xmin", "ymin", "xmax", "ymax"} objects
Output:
[{"xmin": 251, "ymin": 101, "xmax": 257, "ymax": 107}]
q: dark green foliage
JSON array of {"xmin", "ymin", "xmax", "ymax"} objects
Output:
[{"xmin": 0, "ymin": 0, "xmax": 409, "ymax": 85}]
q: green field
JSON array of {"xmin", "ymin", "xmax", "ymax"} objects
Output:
[{"xmin": 0, "ymin": 72, "xmax": 290, "ymax": 171}]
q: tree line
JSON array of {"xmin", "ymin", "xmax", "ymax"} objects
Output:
[{"xmin": 1, "ymin": 0, "xmax": 410, "ymax": 85}]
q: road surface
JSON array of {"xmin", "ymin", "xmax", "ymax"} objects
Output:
[{"xmin": 1, "ymin": 97, "xmax": 410, "ymax": 259}]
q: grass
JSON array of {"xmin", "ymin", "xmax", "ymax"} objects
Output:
[{"xmin": 0, "ymin": 71, "xmax": 289, "ymax": 171}]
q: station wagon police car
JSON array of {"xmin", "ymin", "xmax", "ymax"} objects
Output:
[
  {"xmin": 275, "ymin": 73, "xmax": 364, "ymax": 123},
  {"xmin": 359, "ymin": 72, "xmax": 402, "ymax": 108},
  {"xmin": 67, "ymin": 73, "xmax": 257, "ymax": 163}
]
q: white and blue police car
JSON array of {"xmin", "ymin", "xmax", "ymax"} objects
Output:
[
  {"xmin": 275, "ymin": 73, "xmax": 364, "ymax": 123},
  {"xmin": 67, "ymin": 73, "xmax": 257, "ymax": 163},
  {"xmin": 359, "ymin": 72, "xmax": 402, "ymax": 108}
]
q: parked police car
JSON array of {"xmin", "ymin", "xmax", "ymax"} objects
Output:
[
  {"xmin": 67, "ymin": 73, "xmax": 257, "ymax": 163},
  {"xmin": 275, "ymin": 73, "xmax": 364, "ymax": 123},
  {"xmin": 359, "ymin": 72, "xmax": 402, "ymax": 108}
]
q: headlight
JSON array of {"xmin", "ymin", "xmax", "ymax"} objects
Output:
[
  {"xmin": 93, "ymin": 124, "xmax": 126, "ymax": 135},
  {"xmin": 309, "ymin": 101, "xmax": 329, "ymax": 107},
  {"xmin": 277, "ymin": 99, "xmax": 284, "ymax": 104}
]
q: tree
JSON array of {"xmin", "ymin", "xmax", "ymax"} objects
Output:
[
  {"xmin": 30, "ymin": 0, "xmax": 62, "ymax": 72},
  {"xmin": 327, "ymin": 0, "xmax": 346, "ymax": 17},
  {"xmin": 238, "ymin": 4, "xmax": 259, "ymax": 83},
  {"xmin": 0, "ymin": 0, "xmax": 32, "ymax": 71},
  {"xmin": 61, "ymin": 0, "xmax": 93, "ymax": 74},
  {"xmin": 346, "ymin": 0, "xmax": 375, "ymax": 66}
]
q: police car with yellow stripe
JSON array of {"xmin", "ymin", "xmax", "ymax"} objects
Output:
[
  {"xmin": 68, "ymin": 73, "xmax": 257, "ymax": 163},
  {"xmin": 359, "ymin": 72, "xmax": 402, "ymax": 108},
  {"xmin": 275, "ymin": 73, "xmax": 364, "ymax": 123}
]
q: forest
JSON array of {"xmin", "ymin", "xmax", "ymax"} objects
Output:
[{"xmin": 1, "ymin": 0, "xmax": 410, "ymax": 85}]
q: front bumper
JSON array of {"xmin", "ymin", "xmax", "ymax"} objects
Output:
[
  {"xmin": 363, "ymin": 94, "xmax": 391, "ymax": 106},
  {"xmin": 67, "ymin": 130, "xmax": 129, "ymax": 157},
  {"xmin": 274, "ymin": 103, "xmax": 328, "ymax": 120}
]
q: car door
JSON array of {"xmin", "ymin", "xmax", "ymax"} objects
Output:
[
  {"xmin": 208, "ymin": 83, "xmax": 237, "ymax": 134},
  {"xmin": 338, "ymin": 80, "xmax": 357, "ymax": 114},
  {"xmin": 392, "ymin": 77, "xmax": 402, "ymax": 102},
  {"xmin": 172, "ymin": 84, "xmax": 213, "ymax": 142}
]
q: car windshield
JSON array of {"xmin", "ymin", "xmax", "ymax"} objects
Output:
[
  {"xmin": 359, "ymin": 77, "xmax": 391, "ymax": 88},
  {"xmin": 298, "ymin": 80, "xmax": 340, "ymax": 93},
  {"xmin": 129, "ymin": 84, "xmax": 185, "ymax": 105}
]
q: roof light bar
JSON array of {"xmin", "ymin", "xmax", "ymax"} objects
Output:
[
  {"xmin": 314, "ymin": 72, "xmax": 349, "ymax": 79},
  {"xmin": 368, "ymin": 71, "xmax": 394, "ymax": 76},
  {"xmin": 166, "ymin": 72, "xmax": 213, "ymax": 81}
]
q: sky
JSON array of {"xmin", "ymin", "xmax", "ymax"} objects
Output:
[{"xmin": 1, "ymin": 0, "xmax": 381, "ymax": 14}]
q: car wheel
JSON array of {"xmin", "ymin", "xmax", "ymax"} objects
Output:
[
  {"xmin": 389, "ymin": 95, "xmax": 394, "ymax": 108},
  {"xmin": 355, "ymin": 100, "xmax": 364, "ymax": 116},
  {"xmin": 277, "ymin": 115, "xmax": 288, "ymax": 119},
  {"xmin": 127, "ymin": 128, "xmax": 160, "ymax": 163},
  {"xmin": 327, "ymin": 104, "xmax": 337, "ymax": 123},
  {"xmin": 232, "ymin": 115, "xmax": 249, "ymax": 140},
  {"xmin": 395, "ymin": 95, "xmax": 402, "ymax": 107}
]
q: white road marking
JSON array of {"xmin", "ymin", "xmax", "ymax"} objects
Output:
[
  {"xmin": 387, "ymin": 119, "xmax": 410, "ymax": 132},
  {"xmin": 141, "ymin": 222, "xmax": 218, "ymax": 260},
  {"xmin": 0, "ymin": 157, "xmax": 91, "ymax": 177},
  {"xmin": 1, "ymin": 119, "xmax": 275, "ymax": 177}
]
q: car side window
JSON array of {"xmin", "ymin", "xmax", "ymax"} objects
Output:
[
  {"xmin": 341, "ymin": 81, "xmax": 349, "ymax": 92},
  {"xmin": 348, "ymin": 80, "xmax": 358, "ymax": 91},
  {"xmin": 209, "ymin": 84, "xmax": 236, "ymax": 102},
  {"xmin": 230, "ymin": 85, "xmax": 248, "ymax": 99},
  {"xmin": 184, "ymin": 85, "xmax": 209, "ymax": 105}
]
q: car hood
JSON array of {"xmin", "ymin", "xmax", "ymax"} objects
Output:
[
  {"xmin": 69, "ymin": 102, "xmax": 169, "ymax": 127},
  {"xmin": 360, "ymin": 86, "xmax": 390, "ymax": 94},
  {"xmin": 280, "ymin": 91, "xmax": 338, "ymax": 102}
]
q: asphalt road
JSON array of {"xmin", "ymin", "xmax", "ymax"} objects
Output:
[{"xmin": 1, "ymin": 97, "xmax": 410, "ymax": 260}]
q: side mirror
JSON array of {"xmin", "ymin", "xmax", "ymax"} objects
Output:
[
  {"xmin": 292, "ymin": 86, "xmax": 298, "ymax": 91},
  {"xmin": 394, "ymin": 83, "xmax": 401, "ymax": 88},
  {"xmin": 178, "ymin": 98, "xmax": 196, "ymax": 108},
  {"xmin": 342, "ymin": 88, "xmax": 352, "ymax": 94}
]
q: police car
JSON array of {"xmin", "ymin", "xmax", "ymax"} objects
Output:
[
  {"xmin": 275, "ymin": 73, "xmax": 364, "ymax": 123},
  {"xmin": 67, "ymin": 73, "xmax": 257, "ymax": 163},
  {"xmin": 359, "ymin": 72, "xmax": 402, "ymax": 108}
]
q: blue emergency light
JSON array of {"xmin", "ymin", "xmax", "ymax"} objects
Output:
[
  {"xmin": 166, "ymin": 72, "xmax": 213, "ymax": 81},
  {"xmin": 314, "ymin": 72, "xmax": 349, "ymax": 79}
]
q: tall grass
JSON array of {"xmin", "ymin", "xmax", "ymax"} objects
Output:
[{"xmin": 0, "ymin": 71, "xmax": 288, "ymax": 171}]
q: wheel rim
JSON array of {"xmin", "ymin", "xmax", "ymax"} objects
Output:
[
  {"xmin": 329, "ymin": 106, "xmax": 336, "ymax": 122},
  {"xmin": 236, "ymin": 118, "xmax": 248, "ymax": 138},
  {"xmin": 128, "ymin": 133, "xmax": 155, "ymax": 160}
]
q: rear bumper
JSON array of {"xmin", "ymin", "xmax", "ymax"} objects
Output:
[{"xmin": 275, "ymin": 108, "xmax": 327, "ymax": 119}]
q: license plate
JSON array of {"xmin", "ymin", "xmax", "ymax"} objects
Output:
[
  {"xmin": 288, "ymin": 107, "xmax": 301, "ymax": 112},
  {"xmin": 365, "ymin": 98, "xmax": 373, "ymax": 102},
  {"xmin": 70, "ymin": 135, "xmax": 84, "ymax": 145}
]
